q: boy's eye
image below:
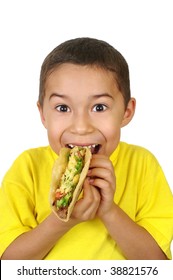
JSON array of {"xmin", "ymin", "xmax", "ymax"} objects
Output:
[
  {"xmin": 56, "ymin": 105, "xmax": 70, "ymax": 112},
  {"xmin": 93, "ymin": 104, "xmax": 107, "ymax": 112}
]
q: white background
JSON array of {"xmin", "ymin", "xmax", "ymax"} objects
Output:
[{"xmin": 0, "ymin": 0, "xmax": 172, "ymax": 252}]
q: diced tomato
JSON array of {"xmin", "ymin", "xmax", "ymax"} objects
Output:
[{"xmin": 55, "ymin": 191, "xmax": 64, "ymax": 200}]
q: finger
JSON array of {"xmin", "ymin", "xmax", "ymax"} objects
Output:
[
  {"xmin": 72, "ymin": 179, "xmax": 100, "ymax": 220},
  {"xmin": 82, "ymin": 183, "xmax": 101, "ymax": 218},
  {"xmin": 89, "ymin": 177, "xmax": 115, "ymax": 196},
  {"xmin": 89, "ymin": 178, "xmax": 116, "ymax": 218},
  {"xmin": 89, "ymin": 154, "xmax": 113, "ymax": 169},
  {"xmin": 89, "ymin": 158, "xmax": 114, "ymax": 181},
  {"xmin": 88, "ymin": 167, "xmax": 115, "ymax": 182},
  {"xmin": 80, "ymin": 179, "xmax": 101, "ymax": 209}
]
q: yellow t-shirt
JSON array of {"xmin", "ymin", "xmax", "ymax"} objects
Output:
[{"xmin": 0, "ymin": 142, "xmax": 173, "ymax": 259}]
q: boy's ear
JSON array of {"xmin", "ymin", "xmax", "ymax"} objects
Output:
[
  {"xmin": 37, "ymin": 101, "xmax": 47, "ymax": 129},
  {"xmin": 121, "ymin": 98, "xmax": 136, "ymax": 127}
]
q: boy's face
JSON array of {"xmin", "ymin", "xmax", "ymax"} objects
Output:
[{"xmin": 38, "ymin": 64, "xmax": 135, "ymax": 156}]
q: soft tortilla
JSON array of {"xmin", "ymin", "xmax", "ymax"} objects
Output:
[{"xmin": 50, "ymin": 147, "xmax": 91, "ymax": 222}]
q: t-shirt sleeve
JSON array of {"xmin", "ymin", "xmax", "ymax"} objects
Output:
[
  {"xmin": 135, "ymin": 154, "xmax": 173, "ymax": 259},
  {"xmin": 0, "ymin": 152, "xmax": 38, "ymax": 257}
]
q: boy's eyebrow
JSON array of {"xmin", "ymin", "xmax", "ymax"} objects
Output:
[
  {"xmin": 49, "ymin": 92, "xmax": 114, "ymax": 100},
  {"xmin": 49, "ymin": 93, "xmax": 68, "ymax": 100},
  {"xmin": 90, "ymin": 93, "xmax": 114, "ymax": 100}
]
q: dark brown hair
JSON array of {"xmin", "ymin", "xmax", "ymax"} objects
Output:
[{"xmin": 39, "ymin": 37, "xmax": 131, "ymax": 107}]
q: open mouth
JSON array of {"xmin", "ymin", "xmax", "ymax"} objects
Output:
[{"xmin": 66, "ymin": 144, "xmax": 101, "ymax": 154}]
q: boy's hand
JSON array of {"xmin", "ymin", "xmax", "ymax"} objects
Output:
[
  {"xmin": 87, "ymin": 154, "xmax": 116, "ymax": 219},
  {"xmin": 70, "ymin": 154, "xmax": 115, "ymax": 223}
]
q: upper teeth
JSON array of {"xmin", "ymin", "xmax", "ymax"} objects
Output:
[{"xmin": 68, "ymin": 144, "xmax": 98, "ymax": 149}]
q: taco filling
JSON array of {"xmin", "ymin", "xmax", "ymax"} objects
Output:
[{"xmin": 53, "ymin": 146, "xmax": 86, "ymax": 214}]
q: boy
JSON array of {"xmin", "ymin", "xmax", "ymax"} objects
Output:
[{"xmin": 0, "ymin": 37, "xmax": 173, "ymax": 260}]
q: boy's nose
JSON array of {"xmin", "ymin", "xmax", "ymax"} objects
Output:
[{"xmin": 69, "ymin": 113, "xmax": 94, "ymax": 135}]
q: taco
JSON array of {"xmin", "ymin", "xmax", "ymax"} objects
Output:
[{"xmin": 50, "ymin": 146, "xmax": 91, "ymax": 221}]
